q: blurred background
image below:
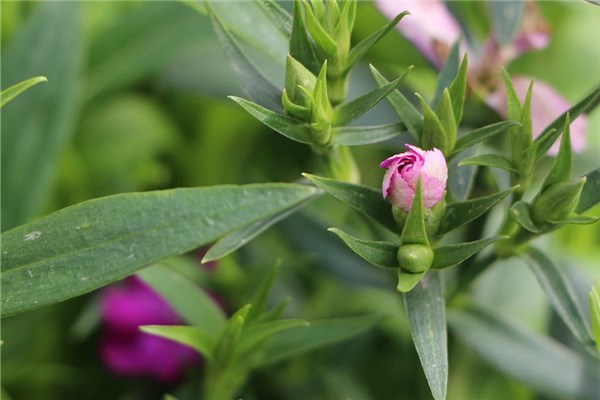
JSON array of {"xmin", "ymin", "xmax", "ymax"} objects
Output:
[{"xmin": 1, "ymin": 1, "xmax": 599, "ymax": 399}]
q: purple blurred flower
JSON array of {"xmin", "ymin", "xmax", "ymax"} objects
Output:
[
  {"xmin": 99, "ymin": 276, "xmax": 199, "ymax": 383},
  {"xmin": 381, "ymin": 145, "xmax": 448, "ymax": 212},
  {"xmin": 376, "ymin": 0, "xmax": 586, "ymax": 153}
]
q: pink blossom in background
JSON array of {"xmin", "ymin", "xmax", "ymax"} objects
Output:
[
  {"xmin": 375, "ymin": 0, "xmax": 587, "ymax": 153},
  {"xmin": 381, "ymin": 145, "xmax": 448, "ymax": 212}
]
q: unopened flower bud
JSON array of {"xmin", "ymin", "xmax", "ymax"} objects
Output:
[{"xmin": 531, "ymin": 177, "xmax": 585, "ymax": 226}]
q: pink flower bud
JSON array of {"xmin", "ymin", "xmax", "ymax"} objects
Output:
[{"xmin": 381, "ymin": 145, "xmax": 448, "ymax": 211}]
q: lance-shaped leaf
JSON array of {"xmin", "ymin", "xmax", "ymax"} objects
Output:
[
  {"xmin": 214, "ymin": 305, "xmax": 251, "ymax": 365},
  {"xmin": 370, "ymin": 65, "xmax": 422, "ymax": 142},
  {"xmin": 329, "ymin": 122, "xmax": 406, "ymax": 146},
  {"xmin": 207, "ymin": 3, "xmax": 282, "ymax": 111},
  {"xmin": 451, "ymin": 121, "xmax": 519, "ymax": 158},
  {"xmin": 0, "ymin": 76, "xmax": 47, "ymax": 108},
  {"xmin": 576, "ymin": 168, "xmax": 600, "ymax": 213},
  {"xmin": 0, "ymin": 183, "xmax": 317, "ymax": 318},
  {"xmin": 523, "ymin": 247, "xmax": 599, "ymax": 358},
  {"xmin": 289, "ymin": 0, "xmax": 320, "ymax": 74},
  {"xmin": 438, "ymin": 187, "xmax": 517, "ymax": 235},
  {"xmin": 436, "ymin": 89, "xmax": 457, "ymax": 152},
  {"xmin": 302, "ymin": 174, "xmax": 397, "ymax": 232},
  {"xmin": 247, "ymin": 264, "xmax": 281, "ymax": 322},
  {"xmin": 417, "ymin": 93, "xmax": 448, "ymax": 153},
  {"xmin": 333, "ymin": 69, "xmax": 410, "ymax": 127},
  {"xmin": 141, "ymin": 325, "xmax": 216, "ymax": 360},
  {"xmin": 541, "ymin": 114, "xmax": 573, "ymax": 192},
  {"xmin": 328, "ymin": 228, "xmax": 398, "ymax": 269},
  {"xmin": 509, "ymin": 201, "xmax": 540, "ymax": 233},
  {"xmin": 400, "ymin": 179, "xmax": 429, "ymax": 246},
  {"xmin": 404, "ymin": 271, "xmax": 448, "ymax": 400},
  {"xmin": 501, "ymin": 68, "xmax": 523, "ymax": 121},
  {"xmin": 431, "ymin": 236, "xmax": 508, "ymax": 270},
  {"xmin": 514, "ymin": 81, "xmax": 534, "ymax": 174},
  {"xmin": 229, "ymin": 96, "xmax": 314, "ymax": 144},
  {"xmin": 234, "ymin": 319, "xmax": 310, "ymax": 360},
  {"xmin": 533, "ymin": 83, "xmax": 600, "ymax": 160},
  {"xmin": 255, "ymin": 0, "xmax": 292, "ymax": 37},
  {"xmin": 447, "ymin": 54, "xmax": 468, "ymax": 124},
  {"xmin": 346, "ymin": 11, "xmax": 409, "ymax": 72},
  {"xmin": 458, "ymin": 154, "xmax": 517, "ymax": 173},
  {"xmin": 432, "ymin": 41, "xmax": 460, "ymax": 109},
  {"xmin": 397, "ymin": 270, "xmax": 426, "ymax": 293}
]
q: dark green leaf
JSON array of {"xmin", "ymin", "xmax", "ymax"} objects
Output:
[
  {"xmin": 449, "ymin": 303, "xmax": 600, "ymax": 399},
  {"xmin": 397, "ymin": 270, "xmax": 425, "ymax": 293},
  {"xmin": 138, "ymin": 264, "xmax": 226, "ymax": 339},
  {"xmin": 0, "ymin": 76, "xmax": 47, "ymax": 108},
  {"xmin": 448, "ymin": 54, "xmax": 468, "ymax": 124},
  {"xmin": 255, "ymin": 0, "xmax": 293, "ymax": 36},
  {"xmin": 302, "ymin": 174, "xmax": 397, "ymax": 232},
  {"xmin": 401, "ymin": 180, "xmax": 429, "ymax": 246},
  {"xmin": 214, "ymin": 305, "xmax": 250, "ymax": 365},
  {"xmin": 576, "ymin": 168, "xmax": 600, "ymax": 213},
  {"xmin": 1, "ymin": 184, "xmax": 317, "ymax": 317},
  {"xmin": 523, "ymin": 247, "xmax": 599, "ymax": 358},
  {"xmin": 432, "ymin": 41, "xmax": 459, "ymax": 109},
  {"xmin": 509, "ymin": 201, "xmax": 540, "ymax": 233},
  {"xmin": 451, "ymin": 121, "xmax": 519, "ymax": 157},
  {"xmin": 235, "ymin": 319, "xmax": 310, "ymax": 360},
  {"xmin": 328, "ymin": 228, "xmax": 398, "ymax": 269},
  {"xmin": 333, "ymin": 69, "xmax": 410, "ymax": 126},
  {"xmin": 290, "ymin": 0, "xmax": 320, "ymax": 74},
  {"xmin": 534, "ymin": 84, "xmax": 600, "ymax": 160},
  {"xmin": 230, "ymin": 97, "xmax": 314, "ymax": 144},
  {"xmin": 489, "ymin": 0, "xmax": 525, "ymax": 46},
  {"xmin": 370, "ymin": 65, "xmax": 422, "ymax": 142},
  {"xmin": 404, "ymin": 271, "xmax": 447, "ymax": 400},
  {"xmin": 208, "ymin": 4, "xmax": 282, "ymax": 112},
  {"xmin": 438, "ymin": 187, "xmax": 516, "ymax": 235},
  {"xmin": 431, "ymin": 236, "xmax": 508, "ymax": 270},
  {"xmin": 257, "ymin": 315, "xmax": 383, "ymax": 366},
  {"xmin": 140, "ymin": 325, "xmax": 215, "ymax": 360},
  {"xmin": 458, "ymin": 154, "xmax": 517, "ymax": 172},
  {"xmin": 247, "ymin": 264, "xmax": 281, "ymax": 322},
  {"xmin": 346, "ymin": 12, "xmax": 409, "ymax": 71},
  {"xmin": 330, "ymin": 122, "xmax": 406, "ymax": 146},
  {"xmin": 1, "ymin": 2, "xmax": 83, "ymax": 231}
]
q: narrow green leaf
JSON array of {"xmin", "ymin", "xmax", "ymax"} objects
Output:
[
  {"xmin": 501, "ymin": 68, "xmax": 523, "ymax": 121},
  {"xmin": 436, "ymin": 89, "xmax": 457, "ymax": 152},
  {"xmin": 302, "ymin": 174, "xmax": 397, "ymax": 232},
  {"xmin": 590, "ymin": 282, "xmax": 600, "ymax": 351},
  {"xmin": 431, "ymin": 236, "xmax": 508, "ymax": 270},
  {"xmin": 214, "ymin": 305, "xmax": 250, "ymax": 365},
  {"xmin": 432, "ymin": 41, "xmax": 460, "ymax": 109},
  {"xmin": 255, "ymin": 0, "xmax": 293, "ymax": 36},
  {"xmin": 489, "ymin": 0, "xmax": 525, "ymax": 46},
  {"xmin": 290, "ymin": 0, "xmax": 320, "ymax": 74},
  {"xmin": 203, "ymin": 193, "xmax": 318, "ymax": 262},
  {"xmin": 534, "ymin": 84, "xmax": 600, "ymax": 160},
  {"xmin": 451, "ymin": 121, "xmax": 519, "ymax": 157},
  {"xmin": 417, "ymin": 93, "xmax": 448, "ymax": 153},
  {"xmin": 0, "ymin": 76, "xmax": 47, "ymax": 108},
  {"xmin": 346, "ymin": 11, "xmax": 409, "ymax": 71},
  {"xmin": 140, "ymin": 325, "xmax": 215, "ymax": 360},
  {"xmin": 208, "ymin": 4, "xmax": 282, "ymax": 112},
  {"xmin": 523, "ymin": 247, "xmax": 599, "ymax": 358},
  {"xmin": 330, "ymin": 122, "xmax": 406, "ymax": 146},
  {"xmin": 230, "ymin": 96, "xmax": 314, "ymax": 144},
  {"xmin": 370, "ymin": 65, "xmax": 422, "ymax": 142},
  {"xmin": 509, "ymin": 201, "xmax": 540, "ymax": 233},
  {"xmin": 448, "ymin": 54, "xmax": 468, "ymax": 124},
  {"xmin": 0, "ymin": 184, "xmax": 317, "ymax": 318},
  {"xmin": 449, "ymin": 303, "xmax": 600, "ymax": 399},
  {"xmin": 438, "ymin": 187, "xmax": 517, "ymax": 235},
  {"xmin": 397, "ymin": 270, "xmax": 426, "ymax": 293},
  {"xmin": 401, "ymin": 179, "xmax": 429, "ymax": 246},
  {"xmin": 247, "ymin": 264, "xmax": 281, "ymax": 322},
  {"xmin": 138, "ymin": 264, "xmax": 226, "ymax": 339},
  {"xmin": 303, "ymin": 1, "xmax": 338, "ymax": 56},
  {"xmin": 257, "ymin": 315, "xmax": 383, "ymax": 367},
  {"xmin": 404, "ymin": 271, "xmax": 447, "ymax": 400},
  {"xmin": 549, "ymin": 215, "xmax": 600, "ymax": 225},
  {"xmin": 1, "ymin": 2, "xmax": 83, "ymax": 231},
  {"xmin": 541, "ymin": 114, "xmax": 573, "ymax": 191},
  {"xmin": 333, "ymin": 69, "xmax": 410, "ymax": 126},
  {"xmin": 458, "ymin": 154, "xmax": 517, "ymax": 172},
  {"xmin": 328, "ymin": 228, "xmax": 398, "ymax": 269},
  {"xmin": 235, "ymin": 319, "xmax": 310, "ymax": 360},
  {"xmin": 576, "ymin": 168, "xmax": 600, "ymax": 213}
]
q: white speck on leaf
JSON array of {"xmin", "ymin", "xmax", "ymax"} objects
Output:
[
  {"xmin": 24, "ymin": 231, "xmax": 42, "ymax": 241},
  {"xmin": 27, "ymin": 270, "xmax": 33, "ymax": 278}
]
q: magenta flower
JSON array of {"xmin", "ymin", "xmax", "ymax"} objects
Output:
[
  {"xmin": 376, "ymin": 0, "xmax": 586, "ymax": 153},
  {"xmin": 381, "ymin": 145, "xmax": 448, "ymax": 212},
  {"xmin": 99, "ymin": 276, "xmax": 199, "ymax": 383}
]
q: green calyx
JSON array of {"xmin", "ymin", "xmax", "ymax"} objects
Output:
[
  {"xmin": 531, "ymin": 177, "xmax": 586, "ymax": 227},
  {"xmin": 397, "ymin": 244, "xmax": 434, "ymax": 273}
]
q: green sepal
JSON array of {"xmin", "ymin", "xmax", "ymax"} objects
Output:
[
  {"xmin": 398, "ymin": 244, "xmax": 434, "ymax": 273},
  {"xmin": 450, "ymin": 121, "xmax": 519, "ymax": 158},
  {"xmin": 458, "ymin": 154, "xmax": 517, "ymax": 173},
  {"xmin": 531, "ymin": 178, "xmax": 586, "ymax": 227},
  {"xmin": 510, "ymin": 201, "xmax": 540, "ymax": 233},
  {"xmin": 346, "ymin": 11, "xmax": 409, "ymax": 73},
  {"xmin": 400, "ymin": 179, "xmax": 429, "ymax": 246},
  {"xmin": 303, "ymin": 0, "xmax": 338, "ymax": 56},
  {"xmin": 436, "ymin": 88, "xmax": 457, "ymax": 153},
  {"xmin": 282, "ymin": 89, "xmax": 312, "ymax": 121},
  {"xmin": 303, "ymin": 173, "xmax": 397, "ymax": 232},
  {"xmin": 447, "ymin": 54, "xmax": 468, "ymax": 124},
  {"xmin": 417, "ymin": 93, "xmax": 448, "ymax": 153},
  {"xmin": 501, "ymin": 68, "xmax": 523, "ymax": 120},
  {"xmin": 438, "ymin": 186, "xmax": 517, "ymax": 235},
  {"xmin": 514, "ymin": 80, "xmax": 534, "ymax": 175},
  {"xmin": 329, "ymin": 122, "xmax": 406, "ymax": 146},
  {"xmin": 0, "ymin": 76, "xmax": 48, "ymax": 108},
  {"xmin": 213, "ymin": 304, "xmax": 251, "ymax": 366},
  {"xmin": 290, "ymin": 0, "xmax": 320, "ymax": 74},
  {"xmin": 397, "ymin": 270, "xmax": 426, "ymax": 293},
  {"xmin": 229, "ymin": 96, "xmax": 314, "ymax": 144},
  {"xmin": 333, "ymin": 67, "xmax": 410, "ymax": 126},
  {"xmin": 541, "ymin": 114, "xmax": 573, "ymax": 192},
  {"xmin": 328, "ymin": 228, "xmax": 398, "ymax": 269},
  {"xmin": 431, "ymin": 236, "xmax": 508, "ymax": 270},
  {"xmin": 285, "ymin": 54, "xmax": 317, "ymax": 102},
  {"xmin": 370, "ymin": 65, "xmax": 422, "ymax": 142},
  {"xmin": 311, "ymin": 61, "xmax": 333, "ymax": 144},
  {"xmin": 141, "ymin": 325, "xmax": 215, "ymax": 360}
]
